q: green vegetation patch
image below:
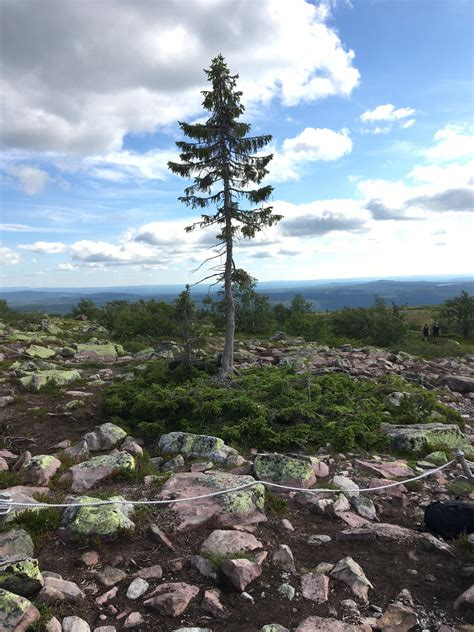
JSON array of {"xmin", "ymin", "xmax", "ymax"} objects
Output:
[{"xmin": 105, "ymin": 364, "xmax": 462, "ymax": 453}]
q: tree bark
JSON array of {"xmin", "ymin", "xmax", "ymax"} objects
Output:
[{"xmin": 220, "ymin": 182, "xmax": 235, "ymax": 379}]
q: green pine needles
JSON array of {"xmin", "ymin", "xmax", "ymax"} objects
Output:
[{"xmin": 168, "ymin": 54, "xmax": 282, "ymax": 377}]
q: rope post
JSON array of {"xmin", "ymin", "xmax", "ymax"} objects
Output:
[
  {"xmin": 0, "ymin": 493, "xmax": 12, "ymax": 526},
  {"xmin": 453, "ymin": 448, "xmax": 474, "ymax": 483}
]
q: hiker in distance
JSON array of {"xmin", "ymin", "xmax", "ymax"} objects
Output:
[
  {"xmin": 423, "ymin": 323, "xmax": 430, "ymax": 340},
  {"xmin": 432, "ymin": 321, "xmax": 441, "ymax": 342}
]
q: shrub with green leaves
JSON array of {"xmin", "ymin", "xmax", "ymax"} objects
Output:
[{"xmin": 104, "ymin": 363, "xmax": 461, "ymax": 454}]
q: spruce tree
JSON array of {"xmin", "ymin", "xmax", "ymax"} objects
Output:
[{"xmin": 168, "ymin": 54, "xmax": 281, "ymax": 378}]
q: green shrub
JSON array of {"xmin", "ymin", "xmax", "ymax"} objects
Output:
[{"xmin": 104, "ymin": 364, "xmax": 461, "ymax": 454}]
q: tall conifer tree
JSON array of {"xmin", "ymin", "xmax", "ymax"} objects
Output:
[{"xmin": 168, "ymin": 55, "xmax": 281, "ymax": 378}]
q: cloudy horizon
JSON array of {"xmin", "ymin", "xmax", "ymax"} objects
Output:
[{"xmin": 1, "ymin": 0, "xmax": 473, "ymax": 288}]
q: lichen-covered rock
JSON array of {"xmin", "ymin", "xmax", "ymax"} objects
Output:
[
  {"xmin": 61, "ymin": 452, "xmax": 135, "ymax": 492},
  {"xmin": 24, "ymin": 345, "xmax": 56, "ymax": 359},
  {"xmin": 159, "ymin": 471, "xmax": 265, "ymax": 531},
  {"xmin": 76, "ymin": 343, "xmax": 119, "ymax": 361},
  {"xmin": 254, "ymin": 453, "xmax": 316, "ymax": 489},
  {"xmin": 60, "ymin": 495, "xmax": 135, "ymax": 540},
  {"xmin": 158, "ymin": 431, "xmax": 243, "ymax": 466},
  {"xmin": 0, "ymin": 529, "xmax": 34, "ymax": 558},
  {"xmin": 20, "ymin": 369, "xmax": 81, "ymax": 391},
  {"xmin": 381, "ymin": 423, "xmax": 464, "ymax": 454},
  {"xmin": 200, "ymin": 530, "xmax": 263, "ymax": 557},
  {"xmin": 83, "ymin": 423, "xmax": 127, "ymax": 451},
  {"xmin": 424, "ymin": 451, "xmax": 448, "ymax": 466},
  {"xmin": 22, "ymin": 454, "xmax": 61, "ymax": 486},
  {"xmin": 0, "ymin": 555, "xmax": 44, "ymax": 597},
  {"xmin": 0, "ymin": 588, "xmax": 40, "ymax": 632}
]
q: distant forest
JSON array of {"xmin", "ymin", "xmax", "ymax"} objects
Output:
[{"xmin": 1, "ymin": 278, "xmax": 473, "ymax": 315}]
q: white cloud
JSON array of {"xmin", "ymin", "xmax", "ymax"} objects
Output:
[
  {"xmin": 0, "ymin": 0, "xmax": 359, "ymax": 155},
  {"xmin": 10, "ymin": 165, "xmax": 50, "ymax": 195},
  {"xmin": 85, "ymin": 148, "xmax": 177, "ymax": 182},
  {"xmin": 0, "ymin": 246, "xmax": 22, "ymax": 265},
  {"xmin": 19, "ymin": 241, "xmax": 67, "ymax": 254},
  {"xmin": 361, "ymin": 104, "xmax": 416, "ymax": 123},
  {"xmin": 425, "ymin": 124, "xmax": 474, "ymax": 163},
  {"xmin": 57, "ymin": 263, "xmax": 76, "ymax": 270},
  {"xmin": 269, "ymin": 127, "xmax": 352, "ymax": 182},
  {"xmin": 360, "ymin": 104, "xmax": 416, "ymax": 135}
]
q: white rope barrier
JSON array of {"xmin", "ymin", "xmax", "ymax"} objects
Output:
[{"xmin": 0, "ymin": 458, "xmax": 457, "ymax": 516}]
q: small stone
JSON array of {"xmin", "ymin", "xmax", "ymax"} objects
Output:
[
  {"xmin": 133, "ymin": 565, "xmax": 162, "ymax": 580},
  {"xmin": 190, "ymin": 555, "xmax": 217, "ymax": 579},
  {"xmin": 454, "ymin": 584, "xmax": 474, "ymax": 610},
  {"xmin": 278, "ymin": 582, "xmax": 295, "ymax": 601},
  {"xmin": 62, "ymin": 616, "xmax": 91, "ymax": 632},
  {"xmin": 341, "ymin": 599, "xmax": 359, "ymax": 610},
  {"xmin": 124, "ymin": 612, "xmax": 144, "ymax": 628},
  {"xmin": 308, "ymin": 535, "xmax": 331, "ymax": 546},
  {"xmin": 0, "ymin": 529, "xmax": 34, "ymax": 558},
  {"xmin": 315, "ymin": 562, "xmax": 335, "ymax": 574},
  {"xmin": 95, "ymin": 586, "xmax": 118, "ymax": 605},
  {"xmin": 272, "ymin": 544, "xmax": 295, "ymax": 571},
  {"xmin": 201, "ymin": 588, "xmax": 227, "ymax": 617},
  {"xmin": 200, "ymin": 529, "xmax": 262, "ymax": 557},
  {"xmin": 80, "ymin": 551, "xmax": 100, "ymax": 566},
  {"xmin": 149, "ymin": 523, "xmax": 176, "ymax": 550},
  {"xmin": 280, "ymin": 519, "xmax": 294, "ymax": 532},
  {"xmin": 330, "ymin": 556, "xmax": 373, "ymax": 603},
  {"xmin": 96, "ymin": 566, "xmax": 127, "ymax": 587},
  {"xmin": 332, "ymin": 475, "xmax": 359, "ymax": 497},
  {"xmin": 221, "ymin": 559, "xmax": 262, "ymax": 591},
  {"xmin": 126, "ymin": 577, "xmax": 149, "ymax": 600},
  {"xmin": 378, "ymin": 602, "xmax": 418, "ymax": 631},
  {"xmin": 144, "ymin": 582, "xmax": 199, "ymax": 617},
  {"xmin": 301, "ymin": 573, "xmax": 329, "ymax": 603},
  {"xmin": 45, "ymin": 617, "xmax": 62, "ymax": 632}
]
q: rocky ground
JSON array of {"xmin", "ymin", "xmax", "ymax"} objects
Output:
[{"xmin": 1, "ymin": 318, "xmax": 474, "ymax": 632}]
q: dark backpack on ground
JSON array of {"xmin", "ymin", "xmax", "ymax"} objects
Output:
[{"xmin": 424, "ymin": 500, "xmax": 474, "ymax": 539}]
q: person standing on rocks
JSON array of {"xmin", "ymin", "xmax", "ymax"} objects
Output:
[
  {"xmin": 432, "ymin": 321, "xmax": 441, "ymax": 342},
  {"xmin": 423, "ymin": 323, "xmax": 430, "ymax": 340}
]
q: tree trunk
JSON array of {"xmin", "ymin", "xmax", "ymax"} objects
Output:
[{"xmin": 220, "ymin": 187, "xmax": 235, "ymax": 379}]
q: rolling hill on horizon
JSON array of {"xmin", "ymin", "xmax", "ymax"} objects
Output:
[{"xmin": 1, "ymin": 277, "xmax": 473, "ymax": 314}]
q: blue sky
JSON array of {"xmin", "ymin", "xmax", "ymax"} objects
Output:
[{"xmin": 1, "ymin": 0, "xmax": 473, "ymax": 288}]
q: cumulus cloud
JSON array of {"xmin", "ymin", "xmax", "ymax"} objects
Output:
[
  {"xmin": 1, "ymin": 0, "xmax": 359, "ymax": 155},
  {"xmin": 282, "ymin": 212, "xmax": 366, "ymax": 236},
  {"xmin": 10, "ymin": 165, "xmax": 50, "ymax": 195},
  {"xmin": 360, "ymin": 104, "xmax": 416, "ymax": 134},
  {"xmin": 361, "ymin": 104, "xmax": 416, "ymax": 123},
  {"xmin": 269, "ymin": 127, "xmax": 352, "ymax": 181},
  {"xmin": 19, "ymin": 241, "xmax": 67, "ymax": 254},
  {"xmin": 425, "ymin": 124, "xmax": 474, "ymax": 163},
  {"xmin": 0, "ymin": 246, "xmax": 22, "ymax": 265}
]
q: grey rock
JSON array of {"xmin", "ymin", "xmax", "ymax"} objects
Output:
[
  {"xmin": 62, "ymin": 617, "xmax": 91, "ymax": 632},
  {"xmin": 126, "ymin": 577, "xmax": 149, "ymax": 600}
]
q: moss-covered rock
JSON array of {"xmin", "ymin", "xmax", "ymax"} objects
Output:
[
  {"xmin": 159, "ymin": 471, "xmax": 266, "ymax": 531},
  {"xmin": 424, "ymin": 451, "xmax": 448, "ymax": 466},
  {"xmin": 62, "ymin": 451, "xmax": 135, "ymax": 492},
  {"xmin": 24, "ymin": 345, "xmax": 56, "ymax": 360},
  {"xmin": 381, "ymin": 422, "xmax": 465, "ymax": 455},
  {"xmin": 76, "ymin": 343, "xmax": 119, "ymax": 360},
  {"xmin": 254, "ymin": 453, "xmax": 316, "ymax": 489},
  {"xmin": 0, "ymin": 588, "xmax": 40, "ymax": 631},
  {"xmin": 22, "ymin": 454, "xmax": 61, "ymax": 486},
  {"xmin": 0, "ymin": 555, "xmax": 44, "ymax": 597},
  {"xmin": 60, "ymin": 495, "xmax": 135, "ymax": 540},
  {"xmin": 158, "ymin": 431, "xmax": 243, "ymax": 466},
  {"xmin": 0, "ymin": 529, "xmax": 34, "ymax": 558},
  {"xmin": 83, "ymin": 422, "xmax": 127, "ymax": 451},
  {"xmin": 20, "ymin": 369, "xmax": 81, "ymax": 391}
]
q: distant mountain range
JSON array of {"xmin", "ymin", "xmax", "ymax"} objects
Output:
[{"xmin": 1, "ymin": 276, "xmax": 473, "ymax": 314}]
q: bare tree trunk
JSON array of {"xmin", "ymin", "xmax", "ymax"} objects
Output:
[{"xmin": 220, "ymin": 186, "xmax": 235, "ymax": 379}]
